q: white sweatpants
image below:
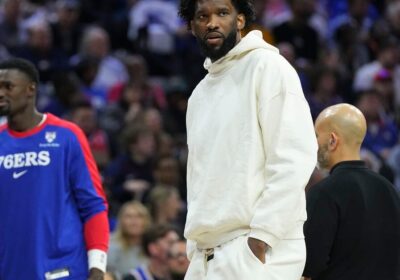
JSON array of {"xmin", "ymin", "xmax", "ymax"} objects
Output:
[{"xmin": 184, "ymin": 235, "xmax": 306, "ymax": 280}]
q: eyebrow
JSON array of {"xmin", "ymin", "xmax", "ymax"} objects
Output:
[{"xmin": 195, "ymin": 4, "xmax": 231, "ymax": 14}]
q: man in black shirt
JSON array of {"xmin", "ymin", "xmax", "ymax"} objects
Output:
[{"xmin": 303, "ymin": 103, "xmax": 400, "ymax": 280}]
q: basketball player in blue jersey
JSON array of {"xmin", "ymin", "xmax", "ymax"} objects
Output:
[{"xmin": 0, "ymin": 58, "xmax": 109, "ymax": 279}]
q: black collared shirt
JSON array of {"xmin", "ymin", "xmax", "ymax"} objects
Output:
[{"xmin": 303, "ymin": 161, "xmax": 400, "ymax": 280}]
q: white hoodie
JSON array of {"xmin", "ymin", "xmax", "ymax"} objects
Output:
[{"xmin": 185, "ymin": 30, "xmax": 318, "ymax": 258}]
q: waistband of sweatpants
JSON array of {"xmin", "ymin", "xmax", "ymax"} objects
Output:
[
  {"xmin": 195, "ymin": 229, "xmax": 250, "ymax": 250},
  {"xmin": 194, "ymin": 222, "xmax": 305, "ymax": 250}
]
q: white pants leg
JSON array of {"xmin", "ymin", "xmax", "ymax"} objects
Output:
[{"xmin": 185, "ymin": 235, "xmax": 306, "ymax": 280}]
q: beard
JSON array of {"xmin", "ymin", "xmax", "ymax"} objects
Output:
[
  {"xmin": 170, "ymin": 271, "xmax": 185, "ymax": 280},
  {"xmin": 197, "ymin": 28, "xmax": 238, "ymax": 61},
  {"xmin": 317, "ymin": 143, "xmax": 330, "ymax": 170},
  {"xmin": 0, "ymin": 105, "xmax": 10, "ymax": 116}
]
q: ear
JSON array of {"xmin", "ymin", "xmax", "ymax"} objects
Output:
[
  {"xmin": 328, "ymin": 132, "xmax": 339, "ymax": 151},
  {"xmin": 148, "ymin": 243, "xmax": 158, "ymax": 257},
  {"xmin": 27, "ymin": 83, "xmax": 36, "ymax": 98},
  {"xmin": 237, "ymin": 13, "xmax": 245, "ymax": 31}
]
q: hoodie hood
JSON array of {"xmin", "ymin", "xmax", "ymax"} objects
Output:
[{"xmin": 204, "ymin": 30, "xmax": 279, "ymax": 74}]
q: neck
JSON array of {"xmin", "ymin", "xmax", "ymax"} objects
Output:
[
  {"xmin": 131, "ymin": 152, "xmax": 147, "ymax": 164},
  {"xmin": 155, "ymin": 213, "xmax": 169, "ymax": 225},
  {"xmin": 148, "ymin": 259, "xmax": 170, "ymax": 279},
  {"xmin": 7, "ymin": 108, "xmax": 44, "ymax": 132},
  {"xmin": 126, "ymin": 235, "xmax": 141, "ymax": 246},
  {"xmin": 290, "ymin": 16, "xmax": 308, "ymax": 26},
  {"xmin": 329, "ymin": 149, "xmax": 361, "ymax": 170}
]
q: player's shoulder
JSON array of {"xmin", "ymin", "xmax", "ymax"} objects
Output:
[
  {"xmin": 0, "ymin": 122, "xmax": 7, "ymax": 133},
  {"xmin": 248, "ymin": 47, "xmax": 284, "ymax": 61},
  {"xmin": 307, "ymin": 174, "xmax": 339, "ymax": 199},
  {"xmin": 247, "ymin": 48, "xmax": 294, "ymax": 73},
  {"xmin": 45, "ymin": 114, "xmax": 85, "ymax": 140},
  {"xmin": 47, "ymin": 114, "xmax": 79, "ymax": 131}
]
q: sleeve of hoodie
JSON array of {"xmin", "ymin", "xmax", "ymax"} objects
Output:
[{"xmin": 249, "ymin": 54, "xmax": 318, "ymax": 248}]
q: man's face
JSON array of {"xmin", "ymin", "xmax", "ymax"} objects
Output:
[
  {"xmin": 155, "ymin": 158, "xmax": 180, "ymax": 185},
  {"xmin": 190, "ymin": 0, "xmax": 245, "ymax": 61},
  {"xmin": 153, "ymin": 231, "xmax": 179, "ymax": 262},
  {"xmin": 0, "ymin": 69, "xmax": 34, "ymax": 117},
  {"xmin": 71, "ymin": 108, "xmax": 96, "ymax": 135},
  {"xmin": 315, "ymin": 123, "xmax": 331, "ymax": 170},
  {"xmin": 168, "ymin": 241, "xmax": 189, "ymax": 277}
]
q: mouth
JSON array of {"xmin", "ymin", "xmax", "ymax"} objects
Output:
[{"xmin": 205, "ymin": 32, "xmax": 224, "ymax": 45}]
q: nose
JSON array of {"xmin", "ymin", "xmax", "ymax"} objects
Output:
[{"xmin": 206, "ymin": 14, "xmax": 219, "ymax": 30}]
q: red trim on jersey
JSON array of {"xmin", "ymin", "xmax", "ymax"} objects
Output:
[
  {"xmin": 7, "ymin": 114, "xmax": 48, "ymax": 138},
  {"xmin": 84, "ymin": 211, "xmax": 109, "ymax": 251},
  {"xmin": 46, "ymin": 114, "xmax": 109, "ymax": 252},
  {"xmin": 46, "ymin": 114, "xmax": 108, "ymax": 207},
  {"xmin": 0, "ymin": 123, "xmax": 6, "ymax": 132}
]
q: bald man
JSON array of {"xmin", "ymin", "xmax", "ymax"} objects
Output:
[{"xmin": 302, "ymin": 104, "xmax": 400, "ymax": 280}]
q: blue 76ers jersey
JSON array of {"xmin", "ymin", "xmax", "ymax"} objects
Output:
[{"xmin": 0, "ymin": 114, "xmax": 107, "ymax": 279}]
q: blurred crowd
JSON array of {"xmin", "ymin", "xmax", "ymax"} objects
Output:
[{"xmin": 0, "ymin": 0, "xmax": 399, "ymax": 278}]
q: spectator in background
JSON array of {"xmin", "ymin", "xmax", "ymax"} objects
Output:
[
  {"xmin": 108, "ymin": 201, "xmax": 152, "ymax": 276},
  {"xmin": 115, "ymin": 90, "xmax": 142, "ymax": 123},
  {"xmin": 128, "ymin": 0, "xmax": 181, "ymax": 76},
  {"xmin": 372, "ymin": 1, "xmax": 400, "ymax": 41},
  {"xmin": 147, "ymin": 186, "xmax": 184, "ymax": 234},
  {"xmin": 134, "ymin": 108, "xmax": 174, "ymax": 157},
  {"xmin": 242, "ymin": 0, "xmax": 274, "ymax": 44},
  {"xmin": 70, "ymin": 102, "xmax": 111, "ymax": 171},
  {"xmin": 74, "ymin": 25, "xmax": 128, "ymax": 95},
  {"xmin": 162, "ymin": 89, "xmax": 188, "ymax": 138},
  {"xmin": 152, "ymin": 156, "xmax": 184, "ymax": 199},
  {"xmin": 277, "ymin": 41, "xmax": 313, "ymax": 92},
  {"xmin": 123, "ymin": 224, "xmax": 179, "ymax": 280},
  {"xmin": 73, "ymin": 55, "xmax": 108, "ymax": 109},
  {"xmin": 303, "ymin": 103, "xmax": 400, "ymax": 280},
  {"xmin": 360, "ymin": 148, "xmax": 395, "ymax": 183},
  {"xmin": 50, "ymin": 0, "xmax": 83, "ymax": 56},
  {"xmin": 353, "ymin": 36, "xmax": 400, "ymax": 106},
  {"xmin": 41, "ymin": 71, "xmax": 85, "ymax": 117},
  {"xmin": 167, "ymin": 239, "xmax": 189, "ymax": 280},
  {"xmin": 372, "ymin": 68, "xmax": 395, "ymax": 114},
  {"xmin": 108, "ymin": 55, "xmax": 167, "ymax": 110},
  {"xmin": 356, "ymin": 90, "xmax": 398, "ymax": 160},
  {"xmin": 329, "ymin": 0, "xmax": 373, "ymax": 46},
  {"xmin": 79, "ymin": 0, "xmax": 130, "ymax": 50},
  {"xmin": 262, "ymin": 0, "xmax": 292, "ymax": 28},
  {"xmin": 0, "ymin": 0, "xmax": 24, "ymax": 52},
  {"xmin": 273, "ymin": 0, "xmax": 320, "ymax": 64},
  {"xmin": 332, "ymin": 20, "xmax": 369, "ymax": 90},
  {"xmin": 14, "ymin": 20, "xmax": 69, "ymax": 83},
  {"xmin": 307, "ymin": 67, "xmax": 343, "ymax": 120},
  {"xmin": 105, "ymin": 126, "xmax": 156, "ymax": 205}
]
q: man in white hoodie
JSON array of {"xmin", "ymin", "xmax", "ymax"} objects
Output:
[{"xmin": 178, "ymin": 0, "xmax": 317, "ymax": 279}]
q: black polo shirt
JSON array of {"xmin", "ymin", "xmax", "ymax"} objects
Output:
[{"xmin": 303, "ymin": 161, "xmax": 400, "ymax": 280}]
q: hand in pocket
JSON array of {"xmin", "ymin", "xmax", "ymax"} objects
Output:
[{"xmin": 247, "ymin": 237, "xmax": 268, "ymax": 264}]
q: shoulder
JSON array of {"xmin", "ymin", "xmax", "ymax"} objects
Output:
[
  {"xmin": 248, "ymin": 48, "xmax": 296, "ymax": 76},
  {"xmin": 109, "ymin": 234, "xmax": 122, "ymax": 249},
  {"xmin": 46, "ymin": 114, "xmax": 86, "ymax": 143},
  {"xmin": 307, "ymin": 175, "xmax": 338, "ymax": 200},
  {"xmin": 0, "ymin": 122, "xmax": 6, "ymax": 133},
  {"xmin": 247, "ymin": 47, "xmax": 285, "ymax": 63}
]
